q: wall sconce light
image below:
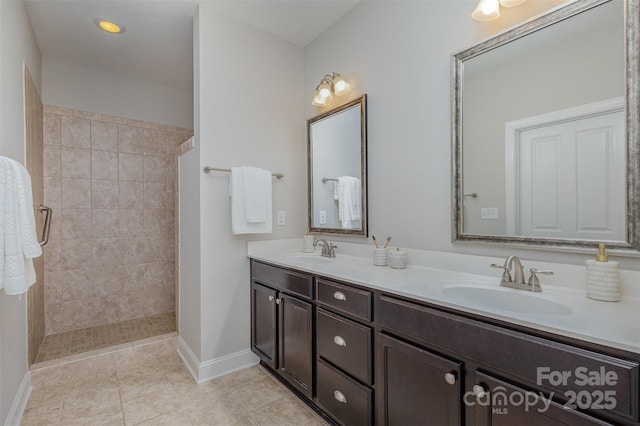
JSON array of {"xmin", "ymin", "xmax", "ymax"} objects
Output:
[
  {"xmin": 312, "ymin": 72, "xmax": 350, "ymax": 106},
  {"xmin": 472, "ymin": 0, "xmax": 527, "ymax": 21}
]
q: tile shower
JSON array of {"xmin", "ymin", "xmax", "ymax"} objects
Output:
[{"xmin": 39, "ymin": 105, "xmax": 191, "ymax": 358}]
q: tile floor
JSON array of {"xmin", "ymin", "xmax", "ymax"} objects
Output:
[
  {"xmin": 24, "ymin": 334, "xmax": 329, "ymax": 425},
  {"xmin": 35, "ymin": 313, "xmax": 176, "ymax": 364}
]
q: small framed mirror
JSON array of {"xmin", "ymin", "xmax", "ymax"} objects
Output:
[{"xmin": 308, "ymin": 95, "xmax": 367, "ymax": 235}]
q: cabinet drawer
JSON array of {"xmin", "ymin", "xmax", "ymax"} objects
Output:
[
  {"xmin": 251, "ymin": 260, "xmax": 313, "ymax": 300},
  {"xmin": 317, "ymin": 359, "xmax": 373, "ymax": 426},
  {"xmin": 317, "ymin": 308, "xmax": 373, "ymax": 385},
  {"xmin": 317, "ymin": 279, "xmax": 372, "ymax": 321},
  {"xmin": 379, "ymin": 295, "xmax": 639, "ymax": 421}
]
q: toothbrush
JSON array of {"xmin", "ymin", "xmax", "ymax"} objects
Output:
[
  {"xmin": 383, "ymin": 237, "xmax": 392, "ymax": 249},
  {"xmin": 372, "ymin": 235, "xmax": 379, "ymax": 248}
]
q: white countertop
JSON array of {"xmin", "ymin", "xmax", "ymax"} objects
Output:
[{"xmin": 247, "ymin": 239, "xmax": 640, "ymax": 355}]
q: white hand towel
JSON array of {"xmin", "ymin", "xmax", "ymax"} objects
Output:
[
  {"xmin": 336, "ymin": 176, "xmax": 361, "ymax": 229},
  {"xmin": 242, "ymin": 166, "xmax": 267, "ymax": 223},
  {"xmin": 0, "ymin": 156, "xmax": 42, "ymax": 295},
  {"xmin": 230, "ymin": 167, "xmax": 272, "ymax": 235}
]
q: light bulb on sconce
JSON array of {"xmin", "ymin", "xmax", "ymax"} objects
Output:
[
  {"xmin": 311, "ymin": 72, "xmax": 350, "ymax": 106},
  {"xmin": 471, "ymin": 0, "xmax": 500, "ymax": 21},
  {"xmin": 471, "ymin": 0, "xmax": 528, "ymax": 21}
]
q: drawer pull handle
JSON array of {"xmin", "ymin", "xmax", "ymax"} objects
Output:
[
  {"xmin": 473, "ymin": 384, "xmax": 486, "ymax": 399},
  {"xmin": 444, "ymin": 372, "xmax": 456, "ymax": 385},
  {"xmin": 333, "ymin": 291, "xmax": 347, "ymax": 301},
  {"xmin": 333, "ymin": 336, "xmax": 347, "ymax": 347},
  {"xmin": 333, "ymin": 390, "xmax": 347, "ymax": 404},
  {"xmin": 268, "ymin": 295, "xmax": 274, "ymax": 302}
]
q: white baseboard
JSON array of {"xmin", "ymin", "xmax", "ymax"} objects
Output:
[
  {"xmin": 177, "ymin": 336, "xmax": 259, "ymax": 384},
  {"xmin": 4, "ymin": 372, "xmax": 31, "ymax": 426}
]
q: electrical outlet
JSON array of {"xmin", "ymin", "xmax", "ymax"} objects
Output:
[
  {"xmin": 481, "ymin": 207, "xmax": 499, "ymax": 220},
  {"xmin": 319, "ymin": 211, "xmax": 327, "ymax": 225},
  {"xmin": 276, "ymin": 211, "xmax": 286, "ymax": 225}
]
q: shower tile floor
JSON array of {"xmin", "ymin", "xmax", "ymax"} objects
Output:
[
  {"xmin": 34, "ymin": 313, "xmax": 176, "ymax": 364},
  {"xmin": 24, "ymin": 335, "xmax": 328, "ymax": 425}
]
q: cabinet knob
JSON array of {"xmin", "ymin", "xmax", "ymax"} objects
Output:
[
  {"xmin": 444, "ymin": 372, "xmax": 456, "ymax": 385},
  {"xmin": 472, "ymin": 384, "xmax": 486, "ymax": 399},
  {"xmin": 275, "ymin": 298, "xmax": 282, "ymax": 305},
  {"xmin": 268, "ymin": 295, "xmax": 274, "ymax": 302},
  {"xmin": 333, "ymin": 336, "xmax": 347, "ymax": 347},
  {"xmin": 333, "ymin": 390, "xmax": 347, "ymax": 404},
  {"xmin": 333, "ymin": 291, "xmax": 347, "ymax": 301}
]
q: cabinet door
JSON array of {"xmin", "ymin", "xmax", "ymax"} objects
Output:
[
  {"xmin": 251, "ymin": 282, "xmax": 278, "ymax": 369},
  {"xmin": 279, "ymin": 293, "xmax": 313, "ymax": 398},
  {"xmin": 472, "ymin": 371, "xmax": 614, "ymax": 426},
  {"xmin": 377, "ymin": 333, "xmax": 462, "ymax": 426}
]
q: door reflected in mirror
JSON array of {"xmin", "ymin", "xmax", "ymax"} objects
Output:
[
  {"xmin": 452, "ymin": 0, "xmax": 640, "ymax": 252},
  {"xmin": 308, "ymin": 95, "xmax": 367, "ymax": 235}
]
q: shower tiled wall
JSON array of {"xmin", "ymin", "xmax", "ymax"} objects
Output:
[
  {"xmin": 42, "ymin": 105, "xmax": 192, "ymax": 334},
  {"xmin": 25, "ymin": 67, "xmax": 45, "ymax": 365}
]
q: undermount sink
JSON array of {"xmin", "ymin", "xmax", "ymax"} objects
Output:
[
  {"xmin": 279, "ymin": 253, "xmax": 332, "ymax": 265},
  {"xmin": 436, "ymin": 283, "xmax": 573, "ymax": 316}
]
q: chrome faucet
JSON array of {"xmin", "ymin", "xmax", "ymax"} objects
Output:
[
  {"xmin": 314, "ymin": 239, "xmax": 337, "ymax": 258},
  {"xmin": 490, "ymin": 256, "xmax": 553, "ymax": 292}
]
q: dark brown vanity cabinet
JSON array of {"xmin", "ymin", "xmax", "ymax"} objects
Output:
[
  {"xmin": 315, "ymin": 279, "xmax": 375, "ymax": 426},
  {"xmin": 250, "ymin": 260, "xmax": 640, "ymax": 426},
  {"xmin": 378, "ymin": 294, "xmax": 640, "ymax": 426},
  {"xmin": 250, "ymin": 261, "xmax": 314, "ymax": 398}
]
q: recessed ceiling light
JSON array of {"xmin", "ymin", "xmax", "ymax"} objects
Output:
[{"xmin": 96, "ymin": 18, "xmax": 125, "ymax": 34}]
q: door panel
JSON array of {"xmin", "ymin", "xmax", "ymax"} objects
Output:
[
  {"xmin": 377, "ymin": 333, "xmax": 462, "ymax": 426},
  {"xmin": 473, "ymin": 371, "xmax": 614, "ymax": 426},
  {"xmin": 279, "ymin": 293, "xmax": 313, "ymax": 397},
  {"xmin": 251, "ymin": 283, "xmax": 277, "ymax": 369},
  {"xmin": 510, "ymin": 109, "xmax": 624, "ymax": 240}
]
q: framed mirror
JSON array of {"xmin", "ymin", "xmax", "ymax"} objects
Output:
[
  {"xmin": 452, "ymin": 0, "xmax": 639, "ymax": 253},
  {"xmin": 308, "ymin": 95, "xmax": 368, "ymax": 235}
]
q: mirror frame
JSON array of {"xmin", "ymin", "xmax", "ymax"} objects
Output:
[
  {"xmin": 452, "ymin": 0, "xmax": 640, "ymax": 254},
  {"xmin": 307, "ymin": 95, "xmax": 368, "ymax": 236}
]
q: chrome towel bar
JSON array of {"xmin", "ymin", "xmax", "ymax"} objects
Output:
[{"xmin": 203, "ymin": 166, "xmax": 284, "ymax": 180}]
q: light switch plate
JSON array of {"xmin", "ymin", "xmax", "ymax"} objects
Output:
[
  {"xmin": 319, "ymin": 211, "xmax": 327, "ymax": 224},
  {"xmin": 276, "ymin": 211, "xmax": 285, "ymax": 225},
  {"xmin": 481, "ymin": 207, "xmax": 499, "ymax": 220}
]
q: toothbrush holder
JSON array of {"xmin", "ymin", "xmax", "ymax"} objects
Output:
[
  {"xmin": 373, "ymin": 248, "xmax": 388, "ymax": 266},
  {"xmin": 303, "ymin": 236, "xmax": 315, "ymax": 253}
]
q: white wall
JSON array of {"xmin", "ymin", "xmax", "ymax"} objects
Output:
[
  {"xmin": 183, "ymin": 5, "xmax": 305, "ymax": 373},
  {"xmin": 0, "ymin": 0, "xmax": 41, "ymax": 423},
  {"xmin": 304, "ymin": 0, "xmax": 639, "ymax": 271},
  {"xmin": 41, "ymin": 57, "xmax": 193, "ymax": 129}
]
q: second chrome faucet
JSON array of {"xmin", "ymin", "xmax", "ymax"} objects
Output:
[
  {"xmin": 314, "ymin": 239, "xmax": 337, "ymax": 258},
  {"xmin": 490, "ymin": 255, "xmax": 553, "ymax": 292}
]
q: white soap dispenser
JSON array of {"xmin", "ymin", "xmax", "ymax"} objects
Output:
[{"xmin": 585, "ymin": 243, "xmax": 621, "ymax": 302}]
